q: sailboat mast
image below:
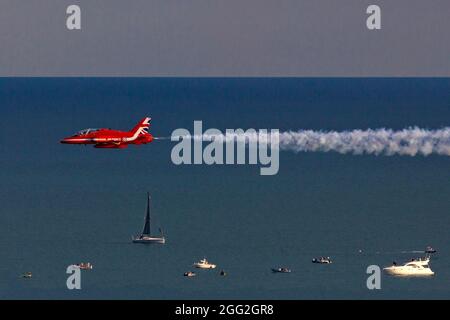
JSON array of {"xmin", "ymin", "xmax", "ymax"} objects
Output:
[{"xmin": 141, "ymin": 192, "xmax": 151, "ymax": 235}]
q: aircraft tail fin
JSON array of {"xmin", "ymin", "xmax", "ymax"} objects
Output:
[{"xmin": 130, "ymin": 117, "xmax": 151, "ymax": 135}]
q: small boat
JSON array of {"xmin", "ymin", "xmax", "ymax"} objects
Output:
[
  {"xmin": 383, "ymin": 257, "xmax": 434, "ymax": 276},
  {"xmin": 193, "ymin": 258, "xmax": 216, "ymax": 269},
  {"xmin": 271, "ymin": 267, "xmax": 291, "ymax": 273},
  {"xmin": 132, "ymin": 193, "xmax": 166, "ymax": 244},
  {"xmin": 21, "ymin": 272, "xmax": 32, "ymax": 279},
  {"xmin": 425, "ymin": 246, "xmax": 436, "ymax": 254},
  {"xmin": 219, "ymin": 270, "xmax": 227, "ymax": 276},
  {"xmin": 184, "ymin": 271, "xmax": 196, "ymax": 277},
  {"xmin": 74, "ymin": 262, "xmax": 93, "ymax": 270},
  {"xmin": 312, "ymin": 257, "xmax": 332, "ymax": 264}
]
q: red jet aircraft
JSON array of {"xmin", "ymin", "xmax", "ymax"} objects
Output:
[{"xmin": 60, "ymin": 117, "xmax": 153, "ymax": 148}]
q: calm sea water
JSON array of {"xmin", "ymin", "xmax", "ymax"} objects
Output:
[{"xmin": 0, "ymin": 78, "xmax": 449, "ymax": 299}]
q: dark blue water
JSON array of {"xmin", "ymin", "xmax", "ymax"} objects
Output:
[{"xmin": 0, "ymin": 78, "xmax": 449, "ymax": 299}]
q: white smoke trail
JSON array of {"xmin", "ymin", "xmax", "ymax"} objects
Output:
[
  {"xmin": 153, "ymin": 136, "xmax": 172, "ymax": 140},
  {"xmin": 168, "ymin": 127, "xmax": 450, "ymax": 156},
  {"xmin": 278, "ymin": 127, "xmax": 450, "ymax": 156}
]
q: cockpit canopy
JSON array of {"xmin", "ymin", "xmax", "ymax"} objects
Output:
[{"xmin": 75, "ymin": 128, "xmax": 100, "ymax": 136}]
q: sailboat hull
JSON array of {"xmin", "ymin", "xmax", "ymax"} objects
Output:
[{"xmin": 132, "ymin": 236, "xmax": 165, "ymax": 244}]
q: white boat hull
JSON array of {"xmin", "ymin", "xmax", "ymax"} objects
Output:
[
  {"xmin": 383, "ymin": 266, "xmax": 434, "ymax": 276},
  {"xmin": 132, "ymin": 236, "xmax": 165, "ymax": 244},
  {"xmin": 193, "ymin": 264, "xmax": 216, "ymax": 269}
]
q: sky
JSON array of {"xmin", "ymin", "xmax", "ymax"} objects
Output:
[{"xmin": 0, "ymin": 0, "xmax": 449, "ymax": 76}]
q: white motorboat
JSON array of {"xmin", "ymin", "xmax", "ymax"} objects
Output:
[
  {"xmin": 132, "ymin": 193, "xmax": 166, "ymax": 244},
  {"xmin": 383, "ymin": 257, "xmax": 434, "ymax": 276},
  {"xmin": 312, "ymin": 257, "xmax": 332, "ymax": 264},
  {"xmin": 72, "ymin": 262, "xmax": 93, "ymax": 270},
  {"xmin": 271, "ymin": 267, "xmax": 292, "ymax": 273},
  {"xmin": 193, "ymin": 258, "xmax": 216, "ymax": 269},
  {"xmin": 425, "ymin": 246, "xmax": 436, "ymax": 254}
]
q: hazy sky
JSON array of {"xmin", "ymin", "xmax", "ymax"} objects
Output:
[{"xmin": 0, "ymin": 0, "xmax": 449, "ymax": 76}]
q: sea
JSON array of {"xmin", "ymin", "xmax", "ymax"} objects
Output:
[{"xmin": 0, "ymin": 78, "xmax": 449, "ymax": 299}]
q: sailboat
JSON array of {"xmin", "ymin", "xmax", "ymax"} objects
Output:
[{"xmin": 132, "ymin": 193, "xmax": 165, "ymax": 244}]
